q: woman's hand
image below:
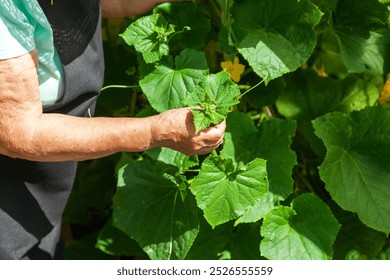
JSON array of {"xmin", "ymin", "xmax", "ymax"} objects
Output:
[{"xmin": 149, "ymin": 108, "xmax": 226, "ymax": 156}]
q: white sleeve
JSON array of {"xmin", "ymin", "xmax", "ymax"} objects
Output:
[{"xmin": 0, "ymin": 2, "xmax": 35, "ymax": 60}]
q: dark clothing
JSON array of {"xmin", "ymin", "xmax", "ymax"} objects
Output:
[
  {"xmin": 40, "ymin": 0, "xmax": 104, "ymax": 116},
  {"xmin": 0, "ymin": 0, "xmax": 104, "ymax": 259}
]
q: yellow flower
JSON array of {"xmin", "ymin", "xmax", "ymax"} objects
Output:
[
  {"xmin": 379, "ymin": 77, "xmax": 390, "ymax": 106},
  {"xmin": 221, "ymin": 56, "xmax": 245, "ymax": 82}
]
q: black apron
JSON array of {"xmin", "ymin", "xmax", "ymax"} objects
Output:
[{"xmin": 0, "ymin": 0, "xmax": 104, "ymax": 259}]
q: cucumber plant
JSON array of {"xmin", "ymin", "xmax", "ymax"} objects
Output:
[{"xmin": 64, "ymin": 0, "xmax": 390, "ymax": 260}]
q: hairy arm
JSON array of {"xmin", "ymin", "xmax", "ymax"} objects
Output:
[
  {"xmin": 101, "ymin": 0, "xmax": 186, "ymax": 17},
  {"xmin": 0, "ymin": 51, "xmax": 224, "ymax": 162}
]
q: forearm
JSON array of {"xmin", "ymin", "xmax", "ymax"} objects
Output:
[
  {"xmin": 5, "ymin": 114, "xmax": 153, "ymax": 162},
  {"xmin": 2, "ymin": 107, "xmax": 225, "ymax": 162},
  {"xmin": 0, "ymin": 51, "xmax": 225, "ymax": 162},
  {"xmin": 0, "ymin": 51, "xmax": 152, "ymax": 162}
]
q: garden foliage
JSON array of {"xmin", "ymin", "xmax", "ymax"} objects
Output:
[{"xmin": 63, "ymin": 0, "xmax": 390, "ymax": 260}]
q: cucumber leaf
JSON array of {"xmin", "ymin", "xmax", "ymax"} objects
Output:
[
  {"xmin": 184, "ymin": 71, "xmax": 240, "ymax": 133},
  {"xmin": 231, "ymin": 0, "xmax": 322, "ymax": 82},
  {"xmin": 190, "ymin": 156, "xmax": 269, "ymax": 227},
  {"xmin": 221, "ymin": 112, "xmax": 297, "ymax": 223},
  {"xmin": 330, "ymin": 0, "xmax": 390, "ymax": 74},
  {"xmin": 313, "ymin": 106, "xmax": 390, "ymax": 234},
  {"xmin": 113, "ymin": 159, "xmax": 199, "ymax": 260},
  {"xmin": 260, "ymin": 193, "xmax": 340, "ymax": 260},
  {"xmin": 120, "ymin": 13, "xmax": 174, "ymax": 63},
  {"xmin": 140, "ymin": 49, "xmax": 209, "ymax": 112}
]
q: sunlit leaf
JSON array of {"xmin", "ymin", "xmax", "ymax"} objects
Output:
[
  {"xmin": 231, "ymin": 0, "xmax": 322, "ymax": 82},
  {"xmin": 120, "ymin": 14, "xmax": 174, "ymax": 63},
  {"xmin": 190, "ymin": 156, "xmax": 268, "ymax": 227},
  {"xmin": 184, "ymin": 71, "xmax": 240, "ymax": 133},
  {"xmin": 221, "ymin": 112, "xmax": 297, "ymax": 223},
  {"xmin": 140, "ymin": 49, "xmax": 208, "ymax": 112},
  {"xmin": 261, "ymin": 193, "xmax": 340, "ymax": 260}
]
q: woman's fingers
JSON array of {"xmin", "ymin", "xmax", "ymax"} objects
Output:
[
  {"xmin": 150, "ymin": 108, "xmax": 227, "ymax": 156},
  {"xmin": 197, "ymin": 120, "xmax": 226, "ymax": 144}
]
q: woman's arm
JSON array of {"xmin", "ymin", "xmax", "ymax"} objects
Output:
[
  {"xmin": 101, "ymin": 0, "xmax": 187, "ymax": 17},
  {"xmin": 0, "ymin": 51, "xmax": 224, "ymax": 162}
]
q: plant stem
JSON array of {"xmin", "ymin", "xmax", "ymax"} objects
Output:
[
  {"xmin": 186, "ymin": 169, "xmax": 201, "ymax": 173},
  {"xmin": 167, "ymin": 26, "xmax": 191, "ymax": 43},
  {"xmin": 264, "ymin": 106, "xmax": 274, "ymax": 119},
  {"xmin": 100, "ymin": 84, "xmax": 140, "ymax": 92},
  {"xmin": 237, "ymin": 76, "xmax": 267, "ymax": 99}
]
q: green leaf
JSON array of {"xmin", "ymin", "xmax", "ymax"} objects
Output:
[
  {"xmin": 332, "ymin": 208, "xmax": 387, "ymax": 260},
  {"xmin": 231, "ymin": 0, "xmax": 323, "ymax": 82},
  {"xmin": 217, "ymin": 0, "xmax": 236, "ymax": 52},
  {"xmin": 330, "ymin": 0, "xmax": 390, "ymax": 74},
  {"xmin": 345, "ymin": 250, "xmax": 367, "ymax": 260},
  {"xmin": 277, "ymin": 70, "xmax": 380, "ymax": 122},
  {"xmin": 65, "ymin": 232, "xmax": 116, "ymax": 260},
  {"xmin": 186, "ymin": 217, "xmax": 263, "ymax": 260},
  {"xmin": 140, "ymin": 49, "xmax": 209, "ymax": 112},
  {"xmin": 260, "ymin": 193, "xmax": 341, "ymax": 260},
  {"xmin": 276, "ymin": 70, "xmax": 381, "ymax": 156},
  {"xmin": 113, "ymin": 159, "xmax": 199, "ymax": 259},
  {"xmin": 234, "ymin": 193, "xmax": 279, "ymax": 225},
  {"xmin": 185, "ymin": 218, "xmax": 233, "ymax": 260},
  {"xmin": 379, "ymin": 247, "xmax": 390, "ymax": 260},
  {"xmin": 313, "ymin": 28, "xmax": 349, "ymax": 78},
  {"xmin": 184, "ymin": 71, "xmax": 240, "ymax": 133},
  {"xmin": 145, "ymin": 147, "xmax": 199, "ymax": 173},
  {"xmin": 190, "ymin": 156, "xmax": 269, "ymax": 227},
  {"xmin": 224, "ymin": 222, "xmax": 263, "ymax": 260},
  {"xmin": 154, "ymin": 2, "xmax": 211, "ymax": 49},
  {"xmin": 96, "ymin": 220, "xmax": 146, "ymax": 258},
  {"xmin": 221, "ymin": 112, "xmax": 297, "ymax": 223},
  {"xmin": 313, "ymin": 106, "xmax": 390, "ymax": 233},
  {"xmin": 120, "ymin": 14, "xmax": 174, "ymax": 63},
  {"xmin": 216, "ymin": 0, "xmax": 235, "ymax": 23}
]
